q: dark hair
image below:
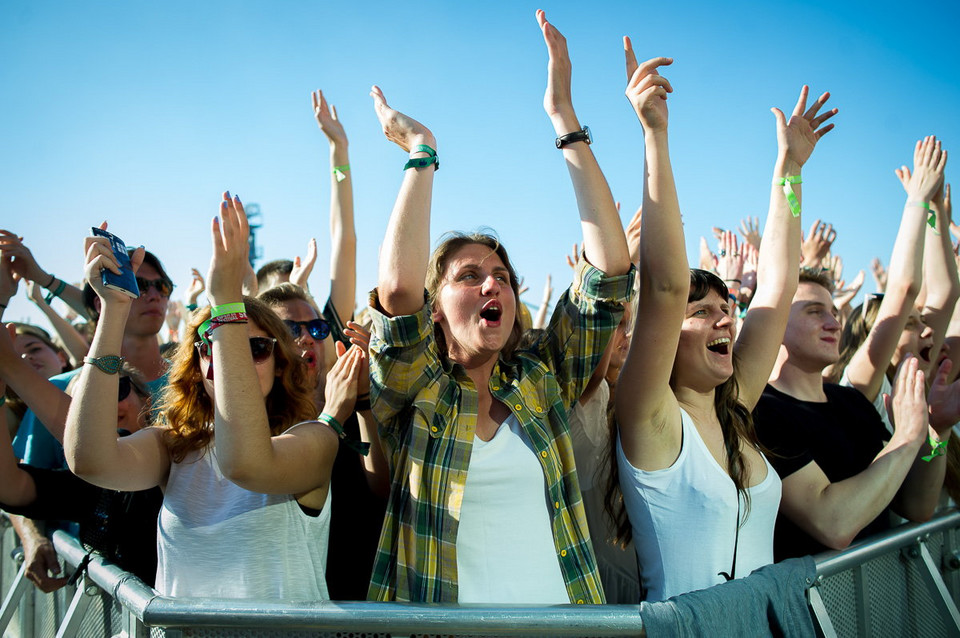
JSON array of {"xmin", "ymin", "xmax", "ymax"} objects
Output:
[
  {"xmin": 158, "ymin": 296, "xmax": 316, "ymax": 463},
  {"xmin": 425, "ymin": 232, "xmax": 524, "ymax": 361},
  {"xmin": 606, "ymin": 268, "xmax": 761, "ymax": 546},
  {"xmin": 798, "ymin": 267, "xmax": 835, "ymax": 293},
  {"xmin": 256, "ymin": 259, "xmax": 294, "ymax": 289}
]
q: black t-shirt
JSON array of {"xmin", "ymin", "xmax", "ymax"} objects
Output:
[
  {"xmin": 324, "ymin": 298, "xmax": 388, "ymax": 601},
  {"xmin": 1, "ymin": 465, "xmax": 162, "ymax": 585},
  {"xmin": 754, "ymin": 383, "xmax": 891, "ymax": 561}
]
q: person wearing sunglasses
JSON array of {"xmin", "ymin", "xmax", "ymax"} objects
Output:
[
  {"xmin": 0, "ymin": 363, "xmax": 162, "ymax": 585},
  {"xmin": 65, "ymin": 195, "xmax": 360, "ymax": 600}
]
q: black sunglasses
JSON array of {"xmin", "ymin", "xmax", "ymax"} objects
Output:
[
  {"xmin": 136, "ymin": 277, "xmax": 174, "ymax": 298},
  {"xmin": 195, "ymin": 336, "xmax": 278, "ymax": 363},
  {"xmin": 283, "ymin": 318, "xmax": 331, "ymax": 341},
  {"xmin": 118, "ymin": 375, "xmax": 148, "ymax": 402}
]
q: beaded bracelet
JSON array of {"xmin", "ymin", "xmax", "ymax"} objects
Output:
[{"xmin": 83, "ymin": 355, "xmax": 125, "ymax": 375}]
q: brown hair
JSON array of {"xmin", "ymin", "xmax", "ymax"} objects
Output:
[
  {"xmin": 606, "ymin": 268, "xmax": 762, "ymax": 546},
  {"xmin": 158, "ymin": 296, "xmax": 316, "ymax": 462},
  {"xmin": 425, "ymin": 232, "xmax": 524, "ymax": 361},
  {"xmin": 828, "ymin": 294, "xmax": 883, "ymax": 384}
]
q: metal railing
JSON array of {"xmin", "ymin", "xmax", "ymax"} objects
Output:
[{"xmin": 3, "ymin": 509, "xmax": 960, "ymax": 637}]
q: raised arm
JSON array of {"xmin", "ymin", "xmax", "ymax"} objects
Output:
[
  {"xmin": 0, "ymin": 231, "xmax": 88, "ymax": 321},
  {"xmin": 26, "ymin": 281, "xmax": 89, "ymax": 364},
  {"xmin": 735, "ymin": 86, "xmax": 836, "ymax": 409},
  {"xmin": 202, "ymin": 194, "xmax": 338, "ymax": 510},
  {"xmin": 537, "ymin": 10, "xmax": 630, "ymax": 277},
  {"xmin": 919, "ymin": 180, "xmax": 958, "ymax": 377},
  {"xmin": 0, "ymin": 381, "xmax": 37, "ymax": 507},
  {"xmin": 371, "ymin": 87, "xmax": 436, "ymax": 317},
  {"xmin": 844, "ymin": 137, "xmax": 945, "ymax": 401},
  {"xmin": 312, "ymin": 90, "xmax": 357, "ymax": 324},
  {"xmin": 0, "ymin": 323, "xmax": 71, "ymax": 442},
  {"xmin": 64, "ymin": 225, "xmax": 170, "ymax": 491},
  {"xmin": 614, "ymin": 37, "xmax": 687, "ymax": 470}
]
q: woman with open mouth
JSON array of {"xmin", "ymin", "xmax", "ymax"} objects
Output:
[
  {"xmin": 610, "ymin": 35, "xmax": 837, "ymax": 601},
  {"xmin": 361, "ymin": 11, "xmax": 634, "ymax": 604}
]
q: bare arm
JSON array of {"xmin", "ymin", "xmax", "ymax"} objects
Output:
[
  {"xmin": 614, "ymin": 39, "xmax": 686, "ymax": 471},
  {"xmin": 845, "ymin": 137, "xmax": 946, "ymax": 401},
  {"xmin": 8, "ymin": 515, "xmax": 67, "ymax": 592},
  {"xmin": 27, "ymin": 281, "xmax": 89, "ymax": 364},
  {"xmin": 537, "ymin": 11, "xmax": 630, "ymax": 277},
  {"xmin": 735, "ymin": 86, "xmax": 836, "ymax": 409},
  {"xmin": 64, "ymin": 228, "xmax": 170, "ymax": 491},
  {"xmin": 533, "ymin": 274, "xmax": 553, "ymax": 331},
  {"xmin": 0, "ymin": 387, "xmax": 37, "ymax": 507},
  {"xmin": 919, "ymin": 182, "xmax": 959, "ymax": 377},
  {"xmin": 371, "ymin": 87, "xmax": 436, "ymax": 317},
  {"xmin": 313, "ymin": 90, "xmax": 357, "ymax": 325},
  {"xmin": 0, "ymin": 231, "xmax": 88, "ymax": 320}
]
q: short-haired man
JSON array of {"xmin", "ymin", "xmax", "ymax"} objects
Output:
[{"xmin": 754, "ymin": 270, "xmax": 950, "ymax": 559}]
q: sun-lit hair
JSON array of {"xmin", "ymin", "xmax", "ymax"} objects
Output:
[
  {"xmin": 158, "ymin": 296, "xmax": 316, "ymax": 462},
  {"xmin": 258, "ymin": 282, "xmax": 323, "ymax": 319},
  {"xmin": 827, "ymin": 294, "xmax": 883, "ymax": 384},
  {"xmin": 425, "ymin": 231, "xmax": 524, "ymax": 361}
]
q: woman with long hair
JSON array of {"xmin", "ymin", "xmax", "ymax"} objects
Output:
[
  {"xmin": 64, "ymin": 196, "xmax": 363, "ymax": 598},
  {"xmin": 611, "ymin": 36, "xmax": 836, "ymax": 601}
]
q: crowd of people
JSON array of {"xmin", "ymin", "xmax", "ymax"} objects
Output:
[{"xmin": 1, "ymin": 10, "xmax": 957, "ymax": 607}]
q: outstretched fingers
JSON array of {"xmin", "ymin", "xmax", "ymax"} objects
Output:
[{"xmin": 791, "ymin": 85, "xmax": 810, "ymax": 119}]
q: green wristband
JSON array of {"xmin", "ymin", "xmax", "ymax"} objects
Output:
[
  {"xmin": 774, "ymin": 176, "xmax": 802, "ymax": 218},
  {"xmin": 403, "ymin": 144, "xmax": 439, "ymax": 172},
  {"xmin": 333, "ymin": 164, "xmax": 350, "ymax": 182},
  {"xmin": 211, "ymin": 302, "xmax": 245, "ymax": 318},
  {"xmin": 318, "ymin": 412, "xmax": 371, "ymax": 456},
  {"xmin": 922, "ymin": 433, "xmax": 948, "ymax": 462}
]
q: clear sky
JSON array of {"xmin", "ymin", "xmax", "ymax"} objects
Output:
[{"xmin": 2, "ymin": 0, "xmax": 958, "ymax": 331}]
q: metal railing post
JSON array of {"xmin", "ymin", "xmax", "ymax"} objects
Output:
[{"xmin": 54, "ymin": 572, "xmax": 97, "ymax": 638}]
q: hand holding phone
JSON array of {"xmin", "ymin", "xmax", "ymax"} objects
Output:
[{"xmin": 90, "ymin": 227, "xmax": 139, "ymax": 299}]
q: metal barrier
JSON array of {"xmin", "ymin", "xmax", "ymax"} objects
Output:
[{"xmin": 2, "ymin": 509, "xmax": 960, "ymax": 637}]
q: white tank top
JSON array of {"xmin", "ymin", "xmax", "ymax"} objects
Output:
[
  {"xmin": 617, "ymin": 407, "xmax": 781, "ymax": 601},
  {"xmin": 156, "ymin": 445, "xmax": 331, "ymax": 600},
  {"xmin": 456, "ymin": 414, "xmax": 570, "ymax": 603}
]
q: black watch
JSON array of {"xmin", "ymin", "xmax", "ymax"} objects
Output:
[{"xmin": 556, "ymin": 126, "xmax": 592, "ymax": 149}]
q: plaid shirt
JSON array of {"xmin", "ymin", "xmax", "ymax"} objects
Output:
[{"xmin": 366, "ymin": 258, "xmax": 635, "ymax": 603}]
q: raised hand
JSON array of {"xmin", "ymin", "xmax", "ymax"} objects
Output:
[
  {"xmin": 82, "ymin": 222, "xmax": 144, "ymax": 306},
  {"xmin": 771, "ymin": 86, "xmax": 837, "ymax": 169},
  {"xmin": 185, "ymin": 268, "xmax": 205, "ymax": 306},
  {"xmin": 344, "ymin": 320, "xmax": 372, "ymax": 397},
  {"xmin": 800, "ymin": 219, "xmax": 836, "ymax": 268},
  {"xmin": 699, "ymin": 236, "xmax": 717, "ymax": 272},
  {"xmin": 370, "ymin": 85, "xmax": 435, "ymax": 153},
  {"xmin": 290, "ymin": 238, "xmax": 318, "ymax": 290},
  {"xmin": 0, "ymin": 246, "xmax": 18, "ymax": 305},
  {"xmin": 871, "ymin": 257, "xmax": 888, "ymax": 293},
  {"xmin": 0, "ymin": 231, "xmax": 49, "ymax": 285},
  {"xmin": 715, "ymin": 230, "xmax": 745, "ymax": 283},
  {"xmin": 899, "ymin": 137, "xmax": 947, "ymax": 204},
  {"xmin": 26, "ymin": 280, "xmax": 45, "ymax": 306},
  {"xmin": 207, "ymin": 193, "xmax": 249, "ymax": 305},
  {"xmin": 623, "ymin": 36, "xmax": 672, "ymax": 132},
  {"xmin": 738, "ymin": 216, "xmax": 762, "ymax": 250},
  {"xmin": 884, "ymin": 355, "xmax": 928, "ymax": 447},
  {"xmin": 323, "ymin": 343, "xmax": 363, "ymax": 424},
  {"xmin": 566, "ymin": 242, "xmax": 580, "ymax": 270},
  {"xmin": 833, "ymin": 269, "xmax": 865, "ymax": 313},
  {"xmin": 536, "ymin": 9, "xmax": 575, "ymax": 119},
  {"xmin": 312, "ymin": 89, "xmax": 348, "ymax": 147}
]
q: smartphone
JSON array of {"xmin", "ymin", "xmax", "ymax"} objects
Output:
[{"xmin": 90, "ymin": 227, "xmax": 140, "ymax": 298}]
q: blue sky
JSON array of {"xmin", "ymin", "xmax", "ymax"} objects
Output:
[{"xmin": 2, "ymin": 0, "xmax": 958, "ymax": 330}]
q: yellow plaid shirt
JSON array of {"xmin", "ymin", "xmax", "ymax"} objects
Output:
[{"xmin": 367, "ymin": 258, "xmax": 635, "ymax": 603}]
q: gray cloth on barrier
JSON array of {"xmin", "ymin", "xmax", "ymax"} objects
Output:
[{"xmin": 639, "ymin": 556, "xmax": 816, "ymax": 637}]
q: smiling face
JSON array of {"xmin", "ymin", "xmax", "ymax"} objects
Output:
[
  {"xmin": 672, "ymin": 289, "xmax": 737, "ymax": 392},
  {"xmin": 782, "ymin": 282, "xmax": 842, "ymax": 373},
  {"xmin": 432, "ymin": 243, "xmax": 518, "ymax": 366},
  {"xmin": 14, "ymin": 333, "xmax": 67, "ymax": 379}
]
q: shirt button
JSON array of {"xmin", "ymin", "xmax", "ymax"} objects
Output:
[
  {"xmin": 577, "ymin": 599, "xmax": 584, "ymax": 604},
  {"xmin": 540, "ymin": 450, "xmax": 548, "ymax": 458},
  {"xmin": 560, "ymin": 549, "xmax": 567, "ymax": 557},
  {"xmin": 554, "ymin": 501, "xmax": 560, "ymax": 509},
  {"xmin": 430, "ymin": 426, "xmax": 438, "ymax": 433},
  {"xmin": 514, "ymin": 403, "xmax": 522, "ymax": 411},
  {"xmin": 536, "ymin": 406, "xmax": 543, "ymax": 413},
  {"xmin": 492, "ymin": 386, "xmax": 499, "ymax": 391}
]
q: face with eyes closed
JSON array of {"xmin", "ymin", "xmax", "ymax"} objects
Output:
[
  {"xmin": 672, "ymin": 289, "xmax": 737, "ymax": 391},
  {"xmin": 432, "ymin": 243, "xmax": 517, "ymax": 366},
  {"xmin": 782, "ymin": 282, "xmax": 842, "ymax": 372}
]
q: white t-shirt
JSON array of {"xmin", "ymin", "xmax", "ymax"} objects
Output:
[
  {"xmin": 456, "ymin": 413, "xmax": 570, "ymax": 603},
  {"xmin": 156, "ymin": 444, "xmax": 330, "ymax": 600},
  {"xmin": 617, "ymin": 407, "xmax": 781, "ymax": 602}
]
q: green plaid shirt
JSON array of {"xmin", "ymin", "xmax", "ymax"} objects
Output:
[{"xmin": 366, "ymin": 258, "xmax": 635, "ymax": 603}]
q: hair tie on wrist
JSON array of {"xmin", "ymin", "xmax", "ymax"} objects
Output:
[
  {"xmin": 922, "ymin": 433, "xmax": 948, "ymax": 462},
  {"xmin": 403, "ymin": 144, "xmax": 439, "ymax": 172},
  {"xmin": 774, "ymin": 176, "xmax": 802, "ymax": 217},
  {"xmin": 43, "ymin": 278, "xmax": 66, "ymax": 305},
  {"xmin": 318, "ymin": 413, "xmax": 371, "ymax": 456},
  {"xmin": 332, "ymin": 164, "xmax": 350, "ymax": 182}
]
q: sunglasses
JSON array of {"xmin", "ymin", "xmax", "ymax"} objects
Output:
[
  {"xmin": 283, "ymin": 318, "xmax": 330, "ymax": 341},
  {"xmin": 194, "ymin": 336, "xmax": 278, "ymax": 363},
  {"xmin": 136, "ymin": 277, "xmax": 174, "ymax": 298},
  {"xmin": 118, "ymin": 375, "xmax": 148, "ymax": 402}
]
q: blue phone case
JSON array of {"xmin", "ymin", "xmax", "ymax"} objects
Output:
[{"xmin": 90, "ymin": 228, "xmax": 140, "ymax": 298}]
